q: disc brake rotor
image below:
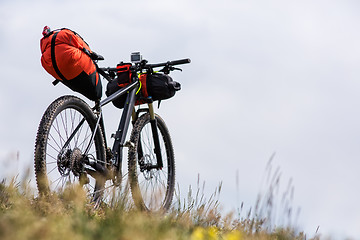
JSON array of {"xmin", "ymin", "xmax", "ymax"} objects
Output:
[{"xmin": 141, "ymin": 154, "xmax": 154, "ymax": 180}]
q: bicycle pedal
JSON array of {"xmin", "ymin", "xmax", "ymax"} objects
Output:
[{"xmin": 124, "ymin": 141, "xmax": 135, "ymax": 148}]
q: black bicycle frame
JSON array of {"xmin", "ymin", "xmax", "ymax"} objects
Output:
[
  {"xmin": 94, "ymin": 76, "xmax": 163, "ymax": 174},
  {"xmin": 52, "ymin": 57, "xmax": 190, "ymax": 186},
  {"xmin": 99, "ymin": 80, "xmax": 139, "ymax": 171},
  {"xmin": 58, "ymin": 75, "xmax": 164, "ymax": 181}
]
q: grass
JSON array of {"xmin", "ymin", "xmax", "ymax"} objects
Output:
[{"xmin": 0, "ymin": 174, "xmax": 313, "ymax": 240}]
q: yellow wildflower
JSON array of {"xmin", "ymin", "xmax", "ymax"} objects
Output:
[
  {"xmin": 208, "ymin": 226, "xmax": 219, "ymax": 240},
  {"xmin": 191, "ymin": 227, "xmax": 206, "ymax": 240},
  {"xmin": 191, "ymin": 227, "xmax": 220, "ymax": 240},
  {"xmin": 223, "ymin": 230, "xmax": 243, "ymax": 240}
]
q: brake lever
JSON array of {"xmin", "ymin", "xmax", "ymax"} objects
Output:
[
  {"xmin": 172, "ymin": 67, "xmax": 182, "ymax": 72},
  {"xmin": 159, "ymin": 65, "xmax": 182, "ymax": 74}
]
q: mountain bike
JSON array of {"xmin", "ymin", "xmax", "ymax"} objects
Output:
[{"xmin": 34, "ymin": 52, "xmax": 190, "ymax": 211}]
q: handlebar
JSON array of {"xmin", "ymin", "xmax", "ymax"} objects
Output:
[
  {"xmin": 147, "ymin": 58, "xmax": 191, "ymax": 68},
  {"xmin": 99, "ymin": 58, "xmax": 191, "ymax": 73}
]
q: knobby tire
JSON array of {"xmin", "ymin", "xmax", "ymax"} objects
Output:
[{"xmin": 128, "ymin": 113, "xmax": 175, "ymax": 211}]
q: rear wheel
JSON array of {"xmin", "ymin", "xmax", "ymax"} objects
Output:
[
  {"xmin": 128, "ymin": 113, "xmax": 175, "ymax": 211},
  {"xmin": 34, "ymin": 95, "xmax": 106, "ymax": 203}
]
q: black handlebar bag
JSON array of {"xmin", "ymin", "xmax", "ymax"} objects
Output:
[
  {"xmin": 106, "ymin": 70, "xmax": 181, "ymax": 109},
  {"xmin": 145, "ymin": 73, "xmax": 181, "ymax": 101}
]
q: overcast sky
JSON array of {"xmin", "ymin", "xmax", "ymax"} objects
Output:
[{"xmin": 1, "ymin": 0, "xmax": 360, "ymax": 238}]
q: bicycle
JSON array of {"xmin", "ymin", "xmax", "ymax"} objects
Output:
[{"xmin": 34, "ymin": 52, "xmax": 191, "ymax": 211}]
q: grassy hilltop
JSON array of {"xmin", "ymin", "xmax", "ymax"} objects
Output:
[{"xmin": 0, "ymin": 178, "xmax": 311, "ymax": 240}]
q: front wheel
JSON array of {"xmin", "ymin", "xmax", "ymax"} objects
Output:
[{"xmin": 128, "ymin": 113, "xmax": 175, "ymax": 211}]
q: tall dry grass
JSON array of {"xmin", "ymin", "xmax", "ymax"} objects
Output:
[{"xmin": 0, "ymin": 167, "xmax": 315, "ymax": 240}]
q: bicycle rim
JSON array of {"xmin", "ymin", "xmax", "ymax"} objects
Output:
[{"xmin": 128, "ymin": 113, "xmax": 175, "ymax": 211}]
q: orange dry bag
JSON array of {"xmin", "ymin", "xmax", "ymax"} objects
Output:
[{"xmin": 40, "ymin": 27, "xmax": 102, "ymax": 101}]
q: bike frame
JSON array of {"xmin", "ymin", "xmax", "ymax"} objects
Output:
[
  {"xmin": 100, "ymin": 79, "xmax": 139, "ymax": 173},
  {"xmin": 62, "ymin": 58, "xmax": 190, "ymax": 182},
  {"xmin": 84, "ymin": 72, "xmax": 163, "ymax": 181}
]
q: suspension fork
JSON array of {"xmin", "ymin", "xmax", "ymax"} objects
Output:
[
  {"xmin": 133, "ymin": 99, "xmax": 164, "ymax": 170},
  {"xmin": 132, "ymin": 108, "xmax": 144, "ymax": 163},
  {"xmin": 148, "ymin": 100, "xmax": 163, "ymax": 169}
]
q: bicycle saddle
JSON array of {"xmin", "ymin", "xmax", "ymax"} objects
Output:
[
  {"xmin": 90, "ymin": 51, "xmax": 105, "ymax": 61},
  {"xmin": 82, "ymin": 48, "xmax": 104, "ymax": 61}
]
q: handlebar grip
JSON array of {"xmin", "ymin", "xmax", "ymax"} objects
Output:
[{"xmin": 169, "ymin": 58, "xmax": 191, "ymax": 66}]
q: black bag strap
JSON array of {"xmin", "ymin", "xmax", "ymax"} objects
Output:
[
  {"xmin": 52, "ymin": 79, "xmax": 60, "ymax": 86},
  {"xmin": 96, "ymin": 65, "xmax": 112, "ymax": 82},
  {"xmin": 51, "ymin": 31, "xmax": 67, "ymax": 82}
]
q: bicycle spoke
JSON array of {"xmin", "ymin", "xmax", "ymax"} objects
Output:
[
  {"xmin": 47, "ymin": 141, "xmax": 60, "ymax": 154},
  {"xmin": 47, "ymin": 165, "xmax": 58, "ymax": 175},
  {"xmin": 75, "ymin": 114, "xmax": 85, "ymax": 147},
  {"xmin": 78, "ymin": 126, "xmax": 91, "ymax": 151},
  {"xmin": 70, "ymin": 109, "xmax": 76, "ymax": 139},
  {"xmin": 48, "ymin": 132, "xmax": 62, "ymax": 151},
  {"xmin": 46, "ymin": 152, "xmax": 58, "ymax": 162},
  {"xmin": 59, "ymin": 110, "xmax": 68, "ymax": 141},
  {"xmin": 54, "ymin": 117, "xmax": 67, "ymax": 148}
]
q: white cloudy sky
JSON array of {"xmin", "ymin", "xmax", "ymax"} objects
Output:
[{"xmin": 1, "ymin": 0, "xmax": 360, "ymax": 238}]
